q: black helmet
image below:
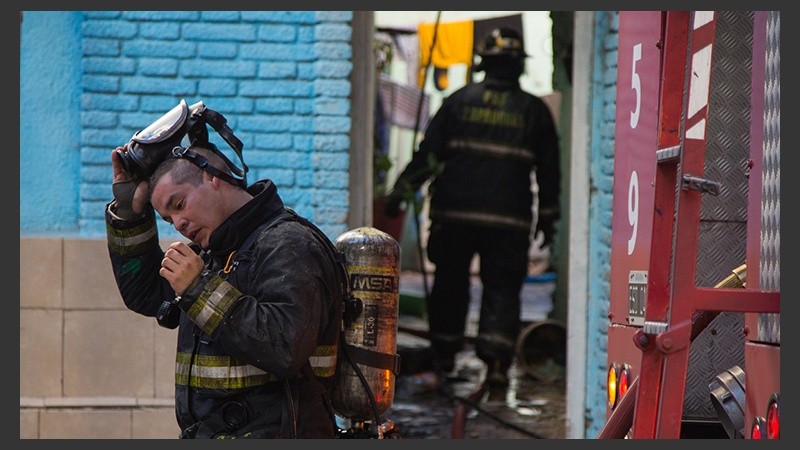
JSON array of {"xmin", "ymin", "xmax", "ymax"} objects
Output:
[{"xmin": 477, "ymin": 27, "xmax": 527, "ymax": 59}]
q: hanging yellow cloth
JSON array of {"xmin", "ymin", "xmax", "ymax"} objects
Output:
[{"xmin": 417, "ymin": 19, "xmax": 474, "ymax": 89}]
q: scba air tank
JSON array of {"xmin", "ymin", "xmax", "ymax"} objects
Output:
[{"xmin": 332, "ymin": 227, "xmax": 400, "ymax": 421}]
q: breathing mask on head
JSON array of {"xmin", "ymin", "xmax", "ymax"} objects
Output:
[{"xmin": 117, "ymin": 99, "xmax": 249, "ymax": 188}]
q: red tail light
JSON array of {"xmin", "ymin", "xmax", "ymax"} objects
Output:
[
  {"xmin": 766, "ymin": 394, "xmax": 780, "ymax": 439},
  {"xmin": 619, "ymin": 364, "xmax": 631, "ymax": 398},
  {"xmin": 751, "ymin": 417, "xmax": 766, "ymax": 439}
]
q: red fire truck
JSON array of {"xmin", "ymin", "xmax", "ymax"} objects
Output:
[{"xmin": 600, "ymin": 11, "xmax": 780, "ymax": 439}]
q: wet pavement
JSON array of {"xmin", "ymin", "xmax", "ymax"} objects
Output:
[
  {"xmin": 386, "ymin": 342, "xmax": 567, "ymax": 439},
  {"xmin": 383, "ymin": 271, "xmax": 567, "ymax": 439}
]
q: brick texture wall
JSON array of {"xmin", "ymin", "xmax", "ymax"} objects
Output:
[
  {"xmin": 78, "ymin": 11, "xmax": 354, "ymax": 239},
  {"xmin": 584, "ymin": 11, "xmax": 618, "ymax": 437}
]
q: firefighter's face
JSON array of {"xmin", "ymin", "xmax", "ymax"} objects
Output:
[{"xmin": 150, "ymin": 170, "xmax": 229, "ymax": 248}]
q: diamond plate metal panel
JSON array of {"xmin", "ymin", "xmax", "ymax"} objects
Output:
[
  {"xmin": 683, "ymin": 10, "xmax": 753, "ymax": 420},
  {"xmin": 683, "ymin": 312, "xmax": 745, "ymax": 420},
  {"xmin": 759, "ymin": 10, "xmax": 780, "ymax": 343},
  {"xmin": 700, "ymin": 10, "xmax": 752, "ymax": 226},
  {"xmin": 696, "ymin": 222, "xmax": 748, "ymax": 287}
]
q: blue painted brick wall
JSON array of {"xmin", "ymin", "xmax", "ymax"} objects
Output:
[
  {"xmin": 584, "ymin": 11, "xmax": 618, "ymax": 438},
  {"xmin": 77, "ymin": 10, "xmax": 353, "ymax": 239}
]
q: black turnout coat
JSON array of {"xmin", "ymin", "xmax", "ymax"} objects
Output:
[{"xmin": 106, "ymin": 179, "xmax": 342, "ymax": 438}]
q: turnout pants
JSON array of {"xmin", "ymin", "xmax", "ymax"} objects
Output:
[{"xmin": 425, "ymin": 222, "xmax": 529, "ymax": 370}]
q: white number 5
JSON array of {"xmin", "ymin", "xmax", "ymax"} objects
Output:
[{"xmin": 630, "ymin": 43, "xmax": 642, "ymax": 129}]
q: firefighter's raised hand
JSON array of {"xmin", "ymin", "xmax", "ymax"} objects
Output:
[{"xmin": 111, "ymin": 145, "xmax": 150, "ymax": 218}]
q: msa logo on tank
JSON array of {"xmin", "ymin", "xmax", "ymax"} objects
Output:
[{"xmin": 351, "ymin": 272, "xmax": 396, "ymax": 292}]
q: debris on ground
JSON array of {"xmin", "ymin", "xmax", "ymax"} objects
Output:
[{"xmin": 385, "ymin": 323, "xmax": 567, "ymax": 439}]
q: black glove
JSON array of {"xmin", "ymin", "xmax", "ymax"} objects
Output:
[{"xmin": 112, "ymin": 180, "xmax": 140, "ymax": 219}]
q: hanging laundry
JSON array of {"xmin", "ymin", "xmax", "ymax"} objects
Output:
[
  {"xmin": 376, "ymin": 26, "xmax": 420, "ymax": 87},
  {"xmin": 417, "ymin": 14, "xmax": 524, "ymax": 90},
  {"xmin": 417, "ymin": 19, "xmax": 474, "ymax": 89},
  {"xmin": 378, "ymin": 72, "xmax": 430, "ymax": 130}
]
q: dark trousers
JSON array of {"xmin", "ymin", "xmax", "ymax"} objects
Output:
[{"xmin": 425, "ymin": 222, "xmax": 529, "ymax": 369}]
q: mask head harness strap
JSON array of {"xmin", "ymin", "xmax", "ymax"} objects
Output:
[
  {"xmin": 182, "ymin": 104, "xmax": 249, "ymax": 188},
  {"xmin": 171, "ymin": 145, "xmax": 248, "ymax": 189}
]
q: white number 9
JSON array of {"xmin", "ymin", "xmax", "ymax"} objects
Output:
[{"xmin": 628, "ymin": 170, "xmax": 639, "ymax": 255}]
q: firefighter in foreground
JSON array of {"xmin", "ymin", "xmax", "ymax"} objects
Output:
[
  {"xmin": 386, "ymin": 27, "xmax": 561, "ymax": 387},
  {"xmin": 106, "ymin": 124, "xmax": 345, "ymax": 437}
]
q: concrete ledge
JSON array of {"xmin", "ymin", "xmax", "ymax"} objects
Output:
[{"xmin": 21, "ymin": 397, "xmax": 174, "ymax": 408}]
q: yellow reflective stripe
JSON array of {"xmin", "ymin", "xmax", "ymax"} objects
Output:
[
  {"xmin": 106, "ymin": 218, "xmax": 158, "ymax": 255},
  {"xmin": 309, "ymin": 355, "xmax": 337, "ymax": 377},
  {"xmin": 188, "ymin": 276, "xmax": 240, "ymax": 335},
  {"xmin": 176, "ymin": 373, "xmax": 275, "ymax": 389},
  {"xmin": 313, "ymin": 344, "xmax": 338, "ymax": 357},
  {"xmin": 310, "ymin": 344, "xmax": 337, "ymax": 377},
  {"xmin": 174, "ymin": 344, "xmax": 338, "ymax": 387},
  {"xmin": 311, "ymin": 349, "xmax": 337, "ymax": 378},
  {"xmin": 433, "ymin": 209, "xmax": 530, "ymax": 230},
  {"xmin": 175, "ymin": 352, "xmax": 276, "ymax": 388},
  {"xmin": 448, "ymin": 139, "xmax": 534, "ymax": 162}
]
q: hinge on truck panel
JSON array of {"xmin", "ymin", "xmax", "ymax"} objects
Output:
[
  {"xmin": 656, "ymin": 145, "xmax": 681, "ymax": 162},
  {"xmin": 642, "ymin": 321, "xmax": 668, "ymax": 335}
]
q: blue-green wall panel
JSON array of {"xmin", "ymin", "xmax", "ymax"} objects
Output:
[
  {"xmin": 20, "ymin": 11, "xmax": 83, "ymax": 235},
  {"xmin": 585, "ymin": 11, "xmax": 618, "ymax": 438}
]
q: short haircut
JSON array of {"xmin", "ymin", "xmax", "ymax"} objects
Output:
[{"xmin": 149, "ymin": 145, "xmax": 230, "ymax": 193}]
